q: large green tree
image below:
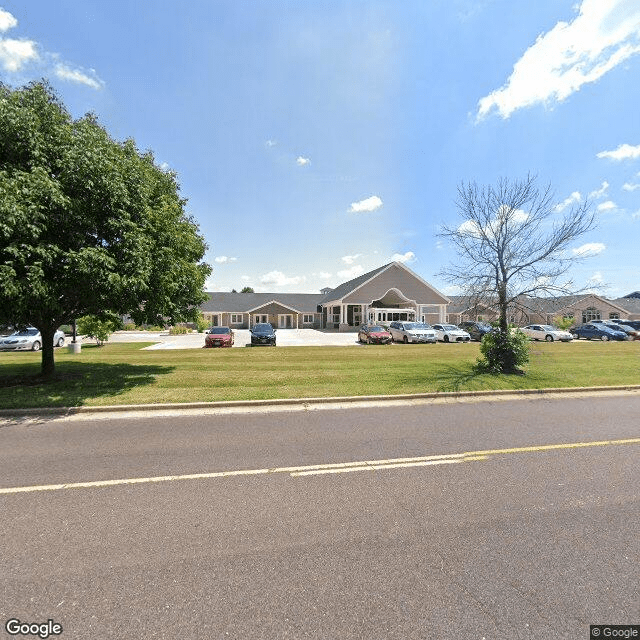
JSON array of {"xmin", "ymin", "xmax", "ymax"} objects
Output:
[{"xmin": 0, "ymin": 82, "xmax": 211, "ymax": 376}]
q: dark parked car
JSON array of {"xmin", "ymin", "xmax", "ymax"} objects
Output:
[
  {"xmin": 571, "ymin": 323, "xmax": 627, "ymax": 341},
  {"xmin": 250, "ymin": 323, "xmax": 276, "ymax": 346},
  {"xmin": 594, "ymin": 320, "xmax": 640, "ymax": 340},
  {"xmin": 358, "ymin": 325, "xmax": 392, "ymax": 344},
  {"xmin": 608, "ymin": 319, "xmax": 640, "ymax": 331},
  {"xmin": 204, "ymin": 326, "xmax": 234, "ymax": 348},
  {"xmin": 458, "ymin": 321, "xmax": 493, "ymax": 341}
]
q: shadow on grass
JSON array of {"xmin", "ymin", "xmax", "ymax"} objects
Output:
[
  {"xmin": 434, "ymin": 363, "xmax": 487, "ymax": 392},
  {"xmin": 0, "ymin": 361, "xmax": 175, "ymax": 409}
]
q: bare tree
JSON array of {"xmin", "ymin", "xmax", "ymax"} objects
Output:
[{"xmin": 439, "ymin": 175, "xmax": 596, "ymax": 371}]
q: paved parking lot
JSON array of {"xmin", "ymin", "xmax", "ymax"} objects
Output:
[
  {"xmin": 106, "ymin": 329, "xmax": 363, "ymax": 349},
  {"xmin": 98, "ymin": 330, "xmax": 613, "ymax": 350}
]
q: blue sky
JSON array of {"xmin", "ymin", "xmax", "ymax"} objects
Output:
[{"xmin": 1, "ymin": 0, "xmax": 639, "ymax": 297}]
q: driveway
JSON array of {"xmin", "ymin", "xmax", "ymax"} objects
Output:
[{"xmin": 106, "ymin": 329, "xmax": 362, "ymax": 349}]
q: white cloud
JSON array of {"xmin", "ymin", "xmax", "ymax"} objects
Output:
[
  {"xmin": 0, "ymin": 37, "xmax": 38, "ymax": 72},
  {"xmin": 597, "ymin": 200, "xmax": 617, "ymax": 212},
  {"xmin": 265, "ymin": 140, "xmax": 277, "ymax": 148},
  {"xmin": 341, "ymin": 254, "xmax": 362, "ymax": 265},
  {"xmin": 457, "ymin": 219, "xmax": 482, "ymax": 236},
  {"xmin": 390, "ymin": 251, "xmax": 416, "ymax": 264},
  {"xmin": 597, "ymin": 143, "xmax": 640, "ymax": 161},
  {"xmin": 477, "ymin": 0, "xmax": 640, "ymax": 120},
  {"xmin": 555, "ymin": 191, "xmax": 582, "ymax": 212},
  {"xmin": 585, "ymin": 271, "xmax": 605, "ymax": 292},
  {"xmin": 259, "ymin": 270, "xmax": 304, "ymax": 287},
  {"xmin": 0, "ymin": 9, "xmax": 103, "ymax": 87},
  {"xmin": 623, "ymin": 182, "xmax": 640, "ymax": 191},
  {"xmin": 318, "ymin": 271, "xmax": 332, "ymax": 279},
  {"xmin": 441, "ymin": 284, "xmax": 463, "ymax": 296},
  {"xmin": 296, "ymin": 156, "xmax": 310, "ymax": 166},
  {"xmin": 241, "ymin": 275, "xmax": 251, "ymax": 281},
  {"xmin": 54, "ymin": 63, "xmax": 104, "ymax": 89},
  {"xmin": 214, "ymin": 256, "xmax": 237, "ymax": 264},
  {"xmin": 588, "ymin": 181, "xmax": 609, "ymax": 199},
  {"xmin": 0, "ymin": 8, "xmax": 18, "ymax": 32},
  {"xmin": 337, "ymin": 265, "xmax": 365, "ymax": 279},
  {"xmin": 349, "ymin": 195, "xmax": 383, "ymax": 213},
  {"xmin": 572, "ymin": 242, "xmax": 606, "ymax": 256}
]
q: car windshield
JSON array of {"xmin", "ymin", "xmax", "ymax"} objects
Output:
[
  {"xmin": 406, "ymin": 323, "xmax": 431, "ymax": 330},
  {"xmin": 209, "ymin": 328, "xmax": 230, "ymax": 334},
  {"xmin": 252, "ymin": 324, "xmax": 273, "ymax": 332},
  {"xmin": 539, "ymin": 325, "xmax": 557, "ymax": 331},
  {"xmin": 441, "ymin": 325, "xmax": 458, "ymax": 331},
  {"xmin": 369, "ymin": 326, "xmax": 386, "ymax": 332},
  {"xmin": 15, "ymin": 329, "xmax": 39, "ymax": 336}
]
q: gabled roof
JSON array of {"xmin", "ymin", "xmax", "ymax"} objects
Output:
[
  {"xmin": 319, "ymin": 263, "xmax": 391, "ymax": 304},
  {"xmin": 202, "ymin": 292, "xmax": 323, "ymax": 314},
  {"xmin": 613, "ymin": 297, "xmax": 640, "ymax": 314}
]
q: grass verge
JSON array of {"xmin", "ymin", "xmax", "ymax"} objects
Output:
[{"xmin": 0, "ymin": 341, "xmax": 638, "ymax": 409}]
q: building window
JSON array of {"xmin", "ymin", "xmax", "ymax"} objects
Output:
[
  {"xmin": 303, "ymin": 314, "xmax": 314, "ymax": 324},
  {"xmin": 230, "ymin": 314, "xmax": 243, "ymax": 324},
  {"xmin": 609, "ymin": 312, "xmax": 620, "ymax": 319},
  {"xmin": 582, "ymin": 307, "xmax": 600, "ymax": 323}
]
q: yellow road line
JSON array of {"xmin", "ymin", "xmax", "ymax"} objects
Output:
[{"xmin": 1, "ymin": 437, "xmax": 638, "ymax": 495}]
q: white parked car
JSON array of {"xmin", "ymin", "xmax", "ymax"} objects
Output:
[
  {"xmin": 520, "ymin": 324, "xmax": 573, "ymax": 342},
  {"xmin": 432, "ymin": 324, "xmax": 471, "ymax": 343},
  {"xmin": 388, "ymin": 321, "xmax": 437, "ymax": 343},
  {"xmin": 0, "ymin": 327, "xmax": 65, "ymax": 352}
]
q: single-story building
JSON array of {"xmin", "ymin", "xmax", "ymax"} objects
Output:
[
  {"xmin": 447, "ymin": 293, "xmax": 639, "ymax": 325},
  {"xmin": 201, "ymin": 262, "xmax": 451, "ymax": 330}
]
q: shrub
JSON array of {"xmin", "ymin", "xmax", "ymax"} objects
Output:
[
  {"xmin": 77, "ymin": 315, "xmax": 119, "ymax": 346},
  {"xmin": 475, "ymin": 328, "xmax": 530, "ymax": 375},
  {"xmin": 553, "ymin": 315, "xmax": 575, "ymax": 331},
  {"xmin": 169, "ymin": 326, "xmax": 190, "ymax": 335},
  {"xmin": 195, "ymin": 312, "xmax": 209, "ymax": 333},
  {"xmin": 123, "ymin": 323, "xmax": 137, "ymax": 331}
]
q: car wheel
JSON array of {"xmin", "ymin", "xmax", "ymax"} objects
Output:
[
  {"xmin": 545, "ymin": 335, "xmax": 554, "ymax": 342},
  {"xmin": 600, "ymin": 335, "xmax": 609, "ymax": 341},
  {"xmin": 57, "ymin": 337, "xmax": 65, "ymax": 347},
  {"xmin": 32, "ymin": 341, "xmax": 41, "ymax": 352},
  {"xmin": 403, "ymin": 336, "xmax": 408, "ymax": 344},
  {"xmin": 444, "ymin": 335, "xmax": 449, "ymax": 343}
]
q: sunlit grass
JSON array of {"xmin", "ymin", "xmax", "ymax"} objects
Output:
[{"xmin": 0, "ymin": 340, "xmax": 638, "ymax": 409}]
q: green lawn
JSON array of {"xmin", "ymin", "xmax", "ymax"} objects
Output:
[{"xmin": 0, "ymin": 341, "xmax": 638, "ymax": 409}]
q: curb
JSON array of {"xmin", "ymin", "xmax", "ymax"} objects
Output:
[{"xmin": 1, "ymin": 385, "xmax": 640, "ymax": 417}]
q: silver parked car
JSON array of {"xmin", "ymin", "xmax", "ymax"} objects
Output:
[
  {"xmin": 0, "ymin": 327, "xmax": 65, "ymax": 352},
  {"xmin": 432, "ymin": 323, "xmax": 471, "ymax": 343},
  {"xmin": 388, "ymin": 321, "xmax": 437, "ymax": 343},
  {"xmin": 520, "ymin": 324, "xmax": 573, "ymax": 342}
]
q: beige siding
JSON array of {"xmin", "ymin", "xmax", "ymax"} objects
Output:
[{"xmin": 342, "ymin": 263, "xmax": 448, "ymax": 304}]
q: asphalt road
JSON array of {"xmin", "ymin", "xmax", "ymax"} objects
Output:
[{"xmin": 1, "ymin": 393, "xmax": 638, "ymax": 639}]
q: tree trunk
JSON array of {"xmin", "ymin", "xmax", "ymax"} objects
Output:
[
  {"xmin": 40, "ymin": 326, "xmax": 56, "ymax": 378},
  {"xmin": 498, "ymin": 282, "xmax": 509, "ymax": 334}
]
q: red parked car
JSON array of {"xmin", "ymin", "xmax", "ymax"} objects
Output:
[
  {"xmin": 358, "ymin": 324, "xmax": 392, "ymax": 344},
  {"xmin": 204, "ymin": 327, "xmax": 234, "ymax": 348}
]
